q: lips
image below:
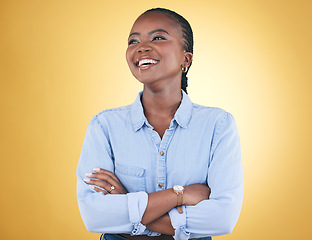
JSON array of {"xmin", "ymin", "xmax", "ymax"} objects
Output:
[{"xmin": 135, "ymin": 57, "xmax": 159, "ymax": 70}]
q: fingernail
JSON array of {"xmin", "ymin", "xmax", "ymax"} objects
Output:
[
  {"xmin": 85, "ymin": 173, "xmax": 92, "ymax": 177},
  {"xmin": 89, "ymin": 185, "xmax": 94, "ymax": 189},
  {"xmin": 93, "ymin": 168, "xmax": 100, "ymax": 172},
  {"xmin": 83, "ymin": 178, "xmax": 91, "ymax": 183}
]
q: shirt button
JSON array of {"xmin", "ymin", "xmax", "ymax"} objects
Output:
[
  {"xmin": 160, "ymin": 151, "xmax": 165, "ymax": 156},
  {"xmin": 158, "ymin": 183, "xmax": 163, "ymax": 188}
]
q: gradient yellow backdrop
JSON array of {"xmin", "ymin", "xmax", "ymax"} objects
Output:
[{"xmin": 1, "ymin": 0, "xmax": 311, "ymax": 239}]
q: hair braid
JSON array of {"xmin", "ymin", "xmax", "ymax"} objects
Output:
[{"xmin": 142, "ymin": 8, "xmax": 194, "ymax": 94}]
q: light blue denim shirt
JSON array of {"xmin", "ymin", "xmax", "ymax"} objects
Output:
[{"xmin": 77, "ymin": 90, "xmax": 244, "ymax": 240}]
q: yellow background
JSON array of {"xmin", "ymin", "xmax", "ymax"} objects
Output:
[{"xmin": 1, "ymin": 0, "xmax": 311, "ymax": 239}]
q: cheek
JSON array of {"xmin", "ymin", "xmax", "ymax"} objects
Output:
[
  {"xmin": 125, "ymin": 48, "xmax": 138, "ymax": 76},
  {"xmin": 159, "ymin": 44, "xmax": 185, "ymax": 63},
  {"xmin": 126, "ymin": 47, "xmax": 135, "ymax": 65},
  {"xmin": 175, "ymin": 48, "xmax": 186, "ymax": 64}
]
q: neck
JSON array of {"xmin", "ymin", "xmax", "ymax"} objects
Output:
[{"xmin": 141, "ymin": 87, "xmax": 182, "ymax": 118}]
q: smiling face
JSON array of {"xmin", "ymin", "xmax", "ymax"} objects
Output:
[{"xmin": 126, "ymin": 12, "xmax": 192, "ymax": 89}]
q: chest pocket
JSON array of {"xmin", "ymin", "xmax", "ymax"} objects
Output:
[{"xmin": 115, "ymin": 163, "xmax": 146, "ymax": 193}]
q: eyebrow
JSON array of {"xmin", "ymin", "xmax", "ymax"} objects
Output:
[{"xmin": 128, "ymin": 29, "xmax": 170, "ymax": 39}]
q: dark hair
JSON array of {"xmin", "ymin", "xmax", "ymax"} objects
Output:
[{"xmin": 142, "ymin": 8, "xmax": 193, "ymax": 94}]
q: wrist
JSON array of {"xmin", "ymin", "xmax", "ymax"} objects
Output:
[
  {"xmin": 181, "ymin": 185, "xmax": 187, "ymax": 205},
  {"xmin": 172, "ymin": 185, "xmax": 184, "ymax": 213}
]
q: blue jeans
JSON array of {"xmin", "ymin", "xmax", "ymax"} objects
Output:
[
  {"xmin": 101, "ymin": 234, "xmax": 128, "ymax": 240},
  {"xmin": 101, "ymin": 234, "xmax": 212, "ymax": 240}
]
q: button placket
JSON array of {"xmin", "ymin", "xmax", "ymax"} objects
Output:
[
  {"xmin": 148, "ymin": 121, "xmax": 177, "ymax": 191},
  {"xmin": 156, "ymin": 124, "xmax": 177, "ymax": 191},
  {"xmin": 157, "ymin": 147, "xmax": 166, "ymax": 190}
]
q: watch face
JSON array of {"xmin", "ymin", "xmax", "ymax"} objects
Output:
[{"xmin": 173, "ymin": 185, "xmax": 184, "ymax": 192}]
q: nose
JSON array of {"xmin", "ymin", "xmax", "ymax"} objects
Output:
[{"xmin": 137, "ymin": 43, "xmax": 152, "ymax": 53}]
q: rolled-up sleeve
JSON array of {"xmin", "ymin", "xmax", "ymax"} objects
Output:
[
  {"xmin": 169, "ymin": 112, "xmax": 244, "ymax": 239},
  {"xmin": 77, "ymin": 116, "xmax": 148, "ymax": 235}
]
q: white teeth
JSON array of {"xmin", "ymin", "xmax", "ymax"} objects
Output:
[{"xmin": 138, "ymin": 59, "xmax": 158, "ymax": 67}]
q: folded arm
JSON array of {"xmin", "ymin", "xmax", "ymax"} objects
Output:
[
  {"xmin": 168, "ymin": 112, "xmax": 244, "ymax": 239},
  {"xmin": 86, "ymin": 168, "xmax": 210, "ymax": 235},
  {"xmin": 77, "ymin": 116, "xmax": 148, "ymax": 235}
]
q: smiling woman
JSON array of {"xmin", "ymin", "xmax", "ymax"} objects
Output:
[
  {"xmin": 126, "ymin": 11, "xmax": 192, "ymax": 95},
  {"xmin": 76, "ymin": 8, "xmax": 243, "ymax": 240}
]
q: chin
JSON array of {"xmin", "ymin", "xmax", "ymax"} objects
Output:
[
  {"xmin": 133, "ymin": 73, "xmax": 159, "ymax": 85},
  {"xmin": 136, "ymin": 77, "xmax": 153, "ymax": 85}
]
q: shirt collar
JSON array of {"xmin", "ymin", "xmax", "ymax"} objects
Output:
[{"xmin": 130, "ymin": 90, "xmax": 193, "ymax": 132}]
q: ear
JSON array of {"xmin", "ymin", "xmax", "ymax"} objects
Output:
[{"xmin": 183, "ymin": 51, "xmax": 193, "ymax": 68}]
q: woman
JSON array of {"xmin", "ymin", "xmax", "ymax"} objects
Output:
[{"xmin": 77, "ymin": 8, "xmax": 244, "ymax": 240}]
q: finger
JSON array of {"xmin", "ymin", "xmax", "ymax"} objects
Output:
[
  {"xmin": 93, "ymin": 168, "xmax": 120, "ymax": 183},
  {"xmin": 84, "ymin": 178, "xmax": 110, "ymax": 190},
  {"xmin": 93, "ymin": 168, "xmax": 120, "ymax": 182},
  {"xmin": 84, "ymin": 177, "xmax": 124, "ymax": 194},
  {"xmin": 89, "ymin": 185, "xmax": 108, "ymax": 195},
  {"xmin": 86, "ymin": 172, "xmax": 119, "ymax": 187},
  {"xmin": 84, "ymin": 178, "xmax": 119, "ymax": 194}
]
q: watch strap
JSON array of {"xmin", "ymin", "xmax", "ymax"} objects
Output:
[
  {"xmin": 177, "ymin": 205, "xmax": 183, "ymax": 214},
  {"xmin": 177, "ymin": 191, "xmax": 183, "ymax": 214}
]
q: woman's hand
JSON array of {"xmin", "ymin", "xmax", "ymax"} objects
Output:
[
  {"xmin": 183, "ymin": 184, "xmax": 211, "ymax": 206},
  {"xmin": 84, "ymin": 168, "xmax": 127, "ymax": 194}
]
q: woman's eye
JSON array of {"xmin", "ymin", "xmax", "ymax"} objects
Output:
[
  {"xmin": 152, "ymin": 36, "xmax": 166, "ymax": 41},
  {"xmin": 128, "ymin": 39, "xmax": 138, "ymax": 45}
]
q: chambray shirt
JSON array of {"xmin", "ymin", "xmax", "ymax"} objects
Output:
[{"xmin": 77, "ymin": 90, "xmax": 244, "ymax": 240}]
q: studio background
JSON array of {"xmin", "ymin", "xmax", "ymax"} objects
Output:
[{"xmin": 1, "ymin": 0, "xmax": 311, "ymax": 239}]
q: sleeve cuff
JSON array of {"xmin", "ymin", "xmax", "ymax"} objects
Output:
[
  {"xmin": 127, "ymin": 191, "xmax": 148, "ymax": 236},
  {"xmin": 169, "ymin": 206, "xmax": 190, "ymax": 240},
  {"xmin": 143, "ymin": 229, "xmax": 161, "ymax": 236}
]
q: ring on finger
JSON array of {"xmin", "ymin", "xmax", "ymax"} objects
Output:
[{"xmin": 108, "ymin": 185, "xmax": 115, "ymax": 193}]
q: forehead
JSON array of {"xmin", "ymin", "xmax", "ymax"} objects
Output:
[{"xmin": 130, "ymin": 12, "xmax": 181, "ymax": 36}]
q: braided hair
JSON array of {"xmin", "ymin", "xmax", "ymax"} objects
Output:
[{"xmin": 141, "ymin": 8, "xmax": 194, "ymax": 94}]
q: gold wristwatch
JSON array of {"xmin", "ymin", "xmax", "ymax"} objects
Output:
[{"xmin": 173, "ymin": 185, "xmax": 184, "ymax": 213}]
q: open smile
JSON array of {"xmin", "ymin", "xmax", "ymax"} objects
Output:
[{"xmin": 135, "ymin": 58, "xmax": 159, "ymax": 70}]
